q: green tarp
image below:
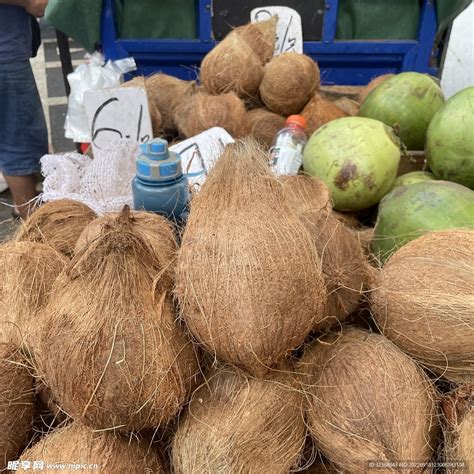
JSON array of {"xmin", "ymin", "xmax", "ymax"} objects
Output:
[
  {"xmin": 45, "ymin": 0, "xmax": 471, "ymax": 53},
  {"xmin": 336, "ymin": 0, "xmax": 471, "ymax": 39}
]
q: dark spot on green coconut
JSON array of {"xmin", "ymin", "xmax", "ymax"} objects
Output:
[
  {"xmin": 413, "ymin": 88, "xmax": 427, "ymax": 100},
  {"xmin": 334, "ymin": 161, "xmax": 357, "ymax": 190},
  {"xmin": 363, "ymin": 174, "xmax": 376, "ymax": 190}
]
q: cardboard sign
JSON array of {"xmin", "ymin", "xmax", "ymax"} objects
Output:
[
  {"xmin": 84, "ymin": 87, "xmax": 153, "ymax": 158},
  {"xmin": 251, "ymin": 6, "xmax": 303, "ymax": 55},
  {"xmin": 170, "ymin": 127, "xmax": 235, "ymax": 189}
]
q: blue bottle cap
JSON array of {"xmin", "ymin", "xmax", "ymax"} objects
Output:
[{"xmin": 136, "ymin": 139, "xmax": 183, "ymax": 182}]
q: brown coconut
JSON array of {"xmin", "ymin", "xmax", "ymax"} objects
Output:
[
  {"xmin": 281, "ymin": 176, "xmax": 366, "ymax": 326},
  {"xmin": 121, "ymin": 76, "xmax": 163, "ymax": 134},
  {"xmin": 174, "ymin": 91, "xmax": 249, "ymax": 139},
  {"xmin": 301, "ymin": 94, "xmax": 348, "ymax": 136},
  {"xmin": 299, "ymin": 211, "xmax": 368, "ymax": 330},
  {"xmin": 0, "ymin": 342, "xmax": 34, "ymax": 471},
  {"xmin": 247, "ymin": 108, "xmax": 286, "ymax": 149},
  {"xmin": 36, "ymin": 380, "xmax": 67, "ymax": 424},
  {"xmin": 356, "ymin": 227, "xmax": 376, "ymax": 262},
  {"xmin": 200, "ymin": 30, "xmax": 264, "ymax": 99},
  {"xmin": 75, "ymin": 210, "xmax": 177, "ymax": 291},
  {"xmin": 371, "ymin": 229, "xmax": 474, "ymax": 383},
  {"xmin": 146, "ymin": 73, "xmax": 197, "ymax": 131},
  {"xmin": 19, "ymin": 422, "xmax": 165, "ymax": 473},
  {"xmin": 172, "ymin": 365, "xmax": 306, "ymax": 473},
  {"xmin": 0, "ymin": 242, "xmax": 67, "ymax": 348},
  {"xmin": 15, "ymin": 199, "xmax": 97, "ymax": 258},
  {"xmin": 175, "ymin": 139, "xmax": 327, "ymax": 376},
  {"xmin": 332, "ymin": 211, "xmax": 362, "ymax": 229},
  {"xmin": 442, "ymin": 385, "xmax": 473, "ymax": 473},
  {"xmin": 235, "ymin": 16, "xmax": 278, "ymax": 65},
  {"xmin": 358, "ymin": 73, "xmax": 395, "ymax": 104},
  {"xmin": 37, "ymin": 209, "xmax": 200, "ymax": 431},
  {"xmin": 280, "ymin": 175, "xmax": 332, "ymax": 216},
  {"xmin": 260, "ymin": 53, "xmax": 320, "ymax": 115},
  {"xmin": 299, "ymin": 327, "xmax": 439, "ymax": 472},
  {"xmin": 334, "ymin": 96, "xmax": 360, "ymax": 116}
]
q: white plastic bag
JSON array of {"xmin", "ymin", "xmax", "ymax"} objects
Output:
[
  {"xmin": 170, "ymin": 127, "xmax": 235, "ymax": 191},
  {"xmin": 64, "ymin": 52, "xmax": 137, "ymax": 143}
]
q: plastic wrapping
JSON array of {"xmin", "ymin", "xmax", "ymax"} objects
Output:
[
  {"xmin": 64, "ymin": 52, "xmax": 137, "ymax": 143},
  {"xmin": 40, "ymin": 139, "xmax": 138, "ymax": 215}
]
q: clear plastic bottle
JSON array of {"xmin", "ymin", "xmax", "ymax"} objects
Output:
[{"xmin": 270, "ymin": 115, "xmax": 308, "ymax": 175}]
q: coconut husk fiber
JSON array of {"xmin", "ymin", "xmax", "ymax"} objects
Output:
[
  {"xmin": 247, "ymin": 108, "xmax": 286, "ymax": 149},
  {"xmin": 334, "ymin": 96, "xmax": 360, "ymax": 116},
  {"xmin": 299, "ymin": 327, "xmax": 439, "ymax": 473},
  {"xmin": 200, "ymin": 30, "xmax": 264, "ymax": 99},
  {"xmin": 281, "ymin": 176, "xmax": 367, "ymax": 327},
  {"xmin": 75, "ymin": 210, "xmax": 177, "ymax": 291},
  {"xmin": 358, "ymin": 74, "xmax": 395, "ymax": 104},
  {"xmin": 172, "ymin": 364, "xmax": 306, "ymax": 473},
  {"xmin": 175, "ymin": 139, "xmax": 327, "ymax": 376},
  {"xmin": 15, "ymin": 199, "xmax": 97, "ymax": 258},
  {"xmin": 301, "ymin": 94, "xmax": 348, "ymax": 136},
  {"xmin": 0, "ymin": 342, "xmax": 35, "ymax": 471},
  {"xmin": 442, "ymin": 385, "xmax": 473, "ymax": 473},
  {"xmin": 36, "ymin": 380, "xmax": 67, "ymax": 424},
  {"xmin": 356, "ymin": 227, "xmax": 376, "ymax": 261},
  {"xmin": 121, "ymin": 76, "xmax": 163, "ymax": 134},
  {"xmin": 145, "ymin": 73, "xmax": 197, "ymax": 131},
  {"xmin": 18, "ymin": 422, "xmax": 166, "ymax": 473},
  {"xmin": 280, "ymin": 175, "xmax": 332, "ymax": 216},
  {"xmin": 298, "ymin": 211, "xmax": 369, "ymax": 331},
  {"xmin": 260, "ymin": 53, "xmax": 320, "ymax": 116},
  {"xmin": 235, "ymin": 16, "xmax": 278, "ymax": 65},
  {"xmin": 333, "ymin": 211, "xmax": 362, "ymax": 229},
  {"xmin": 174, "ymin": 91, "xmax": 249, "ymax": 139},
  {"xmin": 36, "ymin": 208, "xmax": 200, "ymax": 431},
  {"xmin": 0, "ymin": 242, "xmax": 67, "ymax": 348},
  {"xmin": 371, "ymin": 229, "xmax": 474, "ymax": 384}
]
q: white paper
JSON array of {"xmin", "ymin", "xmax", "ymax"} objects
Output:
[
  {"xmin": 84, "ymin": 87, "xmax": 152, "ymax": 159},
  {"xmin": 0, "ymin": 173, "xmax": 8, "ymax": 193},
  {"xmin": 170, "ymin": 127, "xmax": 235, "ymax": 189},
  {"xmin": 251, "ymin": 6, "xmax": 303, "ymax": 55}
]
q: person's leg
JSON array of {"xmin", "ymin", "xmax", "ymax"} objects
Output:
[
  {"xmin": 3, "ymin": 174, "xmax": 37, "ymax": 218},
  {"xmin": 0, "ymin": 60, "xmax": 47, "ymax": 219}
]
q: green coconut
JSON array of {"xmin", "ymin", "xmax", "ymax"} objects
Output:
[
  {"xmin": 392, "ymin": 171, "xmax": 436, "ymax": 189},
  {"xmin": 303, "ymin": 117, "xmax": 400, "ymax": 211},
  {"xmin": 373, "ymin": 180, "xmax": 474, "ymax": 261},
  {"xmin": 359, "ymin": 72, "xmax": 444, "ymax": 150},
  {"xmin": 426, "ymin": 86, "xmax": 474, "ymax": 189}
]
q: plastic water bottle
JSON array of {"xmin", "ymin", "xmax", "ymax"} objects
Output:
[
  {"xmin": 270, "ymin": 115, "xmax": 308, "ymax": 175},
  {"xmin": 132, "ymin": 139, "xmax": 189, "ymax": 221}
]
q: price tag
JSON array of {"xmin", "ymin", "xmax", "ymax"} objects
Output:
[
  {"xmin": 170, "ymin": 127, "xmax": 235, "ymax": 190},
  {"xmin": 84, "ymin": 87, "xmax": 152, "ymax": 158},
  {"xmin": 251, "ymin": 6, "xmax": 303, "ymax": 55}
]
